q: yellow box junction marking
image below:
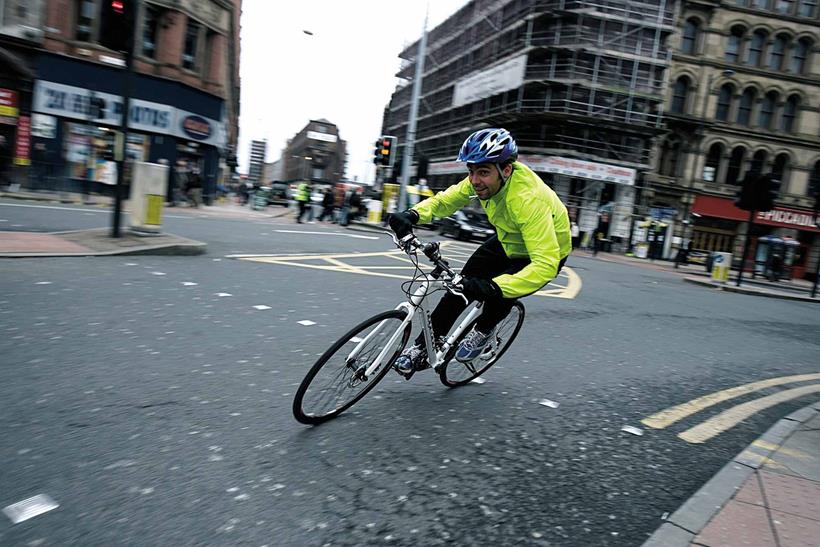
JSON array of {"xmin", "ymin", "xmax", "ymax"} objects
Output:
[
  {"xmin": 229, "ymin": 241, "xmax": 580, "ymax": 299},
  {"xmin": 641, "ymin": 373, "xmax": 820, "ymax": 429},
  {"xmin": 678, "ymin": 384, "xmax": 820, "ymax": 444}
]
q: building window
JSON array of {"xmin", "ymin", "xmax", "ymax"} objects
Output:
[
  {"xmin": 771, "ymin": 153, "xmax": 789, "ymax": 192},
  {"xmin": 808, "ymin": 160, "xmax": 820, "ymax": 198},
  {"xmin": 659, "ymin": 139, "xmax": 681, "ymax": 176},
  {"xmin": 752, "ymin": 0, "xmax": 770, "ymax": 7},
  {"xmin": 759, "ymin": 92, "xmax": 777, "ymax": 129},
  {"xmin": 726, "ymin": 27, "xmax": 745, "ymax": 62},
  {"xmin": 789, "ymin": 39, "xmax": 810, "ymax": 74},
  {"xmin": 704, "ymin": 143, "xmax": 724, "ymax": 182},
  {"xmin": 727, "ymin": 146, "xmax": 746, "ymax": 185},
  {"xmin": 75, "ymin": 0, "xmax": 95, "ymax": 42},
  {"xmin": 768, "ymin": 35, "xmax": 788, "ymax": 70},
  {"xmin": 737, "ymin": 88, "xmax": 756, "ymax": 126},
  {"xmin": 141, "ymin": 5, "xmax": 159, "ymax": 59},
  {"xmin": 775, "ymin": 0, "xmax": 794, "ymax": 12},
  {"xmin": 736, "ymin": 0, "xmax": 750, "ymax": 5},
  {"xmin": 750, "ymin": 150, "xmax": 767, "ymax": 175},
  {"xmin": 682, "ymin": 19, "xmax": 699, "ymax": 55},
  {"xmin": 182, "ymin": 19, "xmax": 200, "ymax": 70},
  {"xmin": 716, "ymin": 84, "xmax": 733, "ymax": 121},
  {"xmin": 671, "ymin": 77, "xmax": 689, "ymax": 114},
  {"xmin": 798, "ymin": 0, "xmax": 816, "ymax": 16},
  {"xmin": 780, "ymin": 95, "xmax": 799, "ymax": 132},
  {"xmin": 747, "ymin": 31, "xmax": 766, "ymax": 66}
]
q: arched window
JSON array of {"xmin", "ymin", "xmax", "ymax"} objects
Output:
[
  {"xmin": 759, "ymin": 91, "xmax": 778, "ymax": 129},
  {"xmin": 726, "ymin": 27, "xmax": 745, "ymax": 62},
  {"xmin": 716, "ymin": 84, "xmax": 734, "ymax": 121},
  {"xmin": 682, "ymin": 19, "xmax": 700, "ymax": 55},
  {"xmin": 704, "ymin": 143, "xmax": 724, "ymax": 182},
  {"xmin": 747, "ymin": 31, "xmax": 767, "ymax": 66},
  {"xmin": 781, "ymin": 95, "xmax": 799, "ymax": 132},
  {"xmin": 798, "ymin": 0, "xmax": 816, "ymax": 16},
  {"xmin": 771, "ymin": 153, "xmax": 789, "ymax": 192},
  {"xmin": 727, "ymin": 146, "xmax": 746, "ymax": 185},
  {"xmin": 671, "ymin": 77, "xmax": 690, "ymax": 114},
  {"xmin": 737, "ymin": 88, "xmax": 756, "ymax": 126},
  {"xmin": 659, "ymin": 139, "xmax": 682, "ymax": 176},
  {"xmin": 750, "ymin": 150, "xmax": 768, "ymax": 175},
  {"xmin": 768, "ymin": 34, "xmax": 788, "ymax": 70},
  {"xmin": 808, "ymin": 160, "xmax": 820, "ymax": 198},
  {"xmin": 790, "ymin": 39, "xmax": 810, "ymax": 74}
]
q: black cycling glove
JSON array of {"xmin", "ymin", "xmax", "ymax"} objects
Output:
[
  {"xmin": 461, "ymin": 277, "xmax": 502, "ymax": 302},
  {"xmin": 388, "ymin": 209, "xmax": 419, "ymax": 239}
]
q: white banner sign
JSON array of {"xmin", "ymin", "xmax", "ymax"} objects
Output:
[
  {"xmin": 33, "ymin": 80, "xmax": 225, "ymax": 148},
  {"xmin": 520, "ymin": 155, "xmax": 636, "ymax": 186},
  {"xmin": 307, "ymin": 130, "xmax": 338, "ymax": 143},
  {"xmin": 453, "ymin": 55, "xmax": 526, "ymax": 107}
]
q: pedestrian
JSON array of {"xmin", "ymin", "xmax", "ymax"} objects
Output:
[
  {"xmin": 186, "ymin": 164, "xmax": 203, "ymax": 208},
  {"xmin": 674, "ymin": 240, "xmax": 691, "ymax": 269},
  {"xmin": 173, "ymin": 160, "xmax": 188, "ymax": 206},
  {"xmin": 570, "ymin": 220, "xmax": 580, "ymax": 249},
  {"xmin": 339, "ymin": 187, "xmax": 353, "ymax": 226},
  {"xmin": 319, "ymin": 188, "xmax": 334, "ymax": 221},
  {"xmin": 294, "ymin": 181, "xmax": 310, "ymax": 223}
]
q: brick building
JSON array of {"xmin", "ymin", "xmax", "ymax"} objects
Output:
[{"xmin": 1, "ymin": 0, "xmax": 241, "ymax": 200}]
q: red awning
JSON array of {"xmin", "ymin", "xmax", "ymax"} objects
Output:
[{"xmin": 692, "ymin": 195, "xmax": 820, "ymax": 233}]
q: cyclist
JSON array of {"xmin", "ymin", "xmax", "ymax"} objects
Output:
[{"xmin": 389, "ymin": 128, "xmax": 571, "ymax": 376}]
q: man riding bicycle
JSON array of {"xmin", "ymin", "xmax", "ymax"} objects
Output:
[{"xmin": 388, "ymin": 128, "xmax": 572, "ymax": 376}]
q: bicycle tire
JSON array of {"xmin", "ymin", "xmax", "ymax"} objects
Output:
[
  {"xmin": 293, "ymin": 309, "xmax": 410, "ymax": 424},
  {"xmin": 439, "ymin": 301, "xmax": 525, "ymax": 387}
]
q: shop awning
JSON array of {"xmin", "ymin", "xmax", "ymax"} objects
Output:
[{"xmin": 692, "ymin": 195, "xmax": 819, "ymax": 233}]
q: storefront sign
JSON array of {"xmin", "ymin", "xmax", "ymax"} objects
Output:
[
  {"xmin": 0, "ymin": 88, "xmax": 18, "ymax": 118},
  {"xmin": 453, "ymin": 55, "xmax": 526, "ymax": 107},
  {"xmin": 521, "ymin": 155, "xmax": 636, "ymax": 186},
  {"xmin": 692, "ymin": 195, "xmax": 820, "ymax": 232},
  {"xmin": 180, "ymin": 114, "xmax": 212, "ymax": 140},
  {"xmin": 33, "ymin": 80, "xmax": 225, "ymax": 147},
  {"xmin": 31, "ymin": 113, "xmax": 58, "ymax": 138},
  {"xmin": 14, "ymin": 115, "xmax": 31, "ymax": 166}
]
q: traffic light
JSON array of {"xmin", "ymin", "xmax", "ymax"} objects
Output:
[
  {"xmin": 734, "ymin": 173, "xmax": 777, "ymax": 212},
  {"xmin": 373, "ymin": 139, "xmax": 382, "ymax": 165},
  {"xmin": 100, "ymin": 0, "xmax": 135, "ymax": 53},
  {"xmin": 379, "ymin": 136, "xmax": 395, "ymax": 166}
]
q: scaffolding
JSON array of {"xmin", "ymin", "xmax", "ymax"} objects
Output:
[{"xmin": 383, "ymin": 0, "xmax": 676, "ymax": 174}]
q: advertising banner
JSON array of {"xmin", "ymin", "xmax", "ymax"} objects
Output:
[{"xmin": 14, "ymin": 115, "xmax": 31, "ymax": 166}]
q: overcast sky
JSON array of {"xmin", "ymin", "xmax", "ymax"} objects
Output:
[{"xmin": 237, "ymin": 0, "xmax": 469, "ymax": 183}]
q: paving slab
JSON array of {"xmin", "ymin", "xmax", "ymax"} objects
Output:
[
  {"xmin": 692, "ymin": 499, "xmax": 776, "ymax": 547},
  {"xmin": 0, "ymin": 228, "xmax": 205, "ymax": 257}
]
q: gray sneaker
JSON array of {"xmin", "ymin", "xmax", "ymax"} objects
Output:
[
  {"xmin": 393, "ymin": 344, "xmax": 426, "ymax": 375},
  {"xmin": 455, "ymin": 328, "xmax": 493, "ymax": 362}
]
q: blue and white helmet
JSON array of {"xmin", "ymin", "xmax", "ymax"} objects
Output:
[{"xmin": 457, "ymin": 128, "xmax": 518, "ymax": 164}]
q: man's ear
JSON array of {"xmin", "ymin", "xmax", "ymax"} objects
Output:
[{"xmin": 503, "ymin": 163, "xmax": 513, "ymax": 179}]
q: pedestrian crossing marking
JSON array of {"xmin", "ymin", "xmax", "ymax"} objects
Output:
[
  {"xmin": 228, "ymin": 241, "xmax": 581, "ymax": 299},
  {"xmin": 641, "ymin": 373, "xmax": 820, "ymax": 429}
]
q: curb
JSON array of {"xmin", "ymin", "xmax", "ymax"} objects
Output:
[
  {"xmin": 682, "ymin": 277, "xmax": 818, "ymax": 303},
  {"xmin": 642, "ymin": 402, "xmax": 820, "ymax": 546}
]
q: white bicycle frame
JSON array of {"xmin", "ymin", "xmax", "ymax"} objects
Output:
[{"xmin": 347, "ymin": 275, "xmax": 482, "ymax": 379}]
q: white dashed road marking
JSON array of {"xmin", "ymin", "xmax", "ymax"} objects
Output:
[{"xmin": 3, "ymin": 494, "xmax": 59, "ymax": 524}]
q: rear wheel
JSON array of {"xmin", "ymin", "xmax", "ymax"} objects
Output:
[
  {"xmin": 293, "ymin": 310, "xmax": 410, "ymax": 424},
  {"xmin": 439, "ymin": 302, "xmax": 525, "ymax": 387}
]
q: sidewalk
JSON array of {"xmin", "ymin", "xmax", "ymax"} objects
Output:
[
  {"xmin": 644, "ymin": 402, "xmax": 820, "ymax": 547},
  {"xmin": 0, "ymin": 228, "xmax": 206, "ymax": 257}
]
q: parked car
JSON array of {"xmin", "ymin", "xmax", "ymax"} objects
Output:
[{"xmin": 439, "ymin": 209, "xmax": 495, "ymax": 241}]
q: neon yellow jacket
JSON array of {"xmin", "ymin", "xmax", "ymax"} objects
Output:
[{"xmin": 412, "ymin": 162, "xmax": 571, "ymax": 298}]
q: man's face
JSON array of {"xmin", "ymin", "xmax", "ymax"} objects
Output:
[{"xmin": 467, "ymin": 162, "xmax": 511, "ymax": 200}]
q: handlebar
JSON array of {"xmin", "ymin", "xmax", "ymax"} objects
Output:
[{"xmin": 391, "ymin": 231, "xmax": 468, "ymax": 305}]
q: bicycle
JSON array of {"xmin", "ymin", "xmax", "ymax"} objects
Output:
[{"xmin": 292, "ymin": 232, "xmax": 526, "ymax": 425}]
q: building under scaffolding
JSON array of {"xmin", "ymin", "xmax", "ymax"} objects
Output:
[{"xmin": 381, "ymin": 0, "xmax": 677, "ymax": 248}]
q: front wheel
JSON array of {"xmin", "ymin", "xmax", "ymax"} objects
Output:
[
  {"xmin": 293, "ymin": 310, "xmax": 410, "ymax": 424},
  {"xmin": 439, "ymin": 302, "xmax": 525, "ymax": 387}
]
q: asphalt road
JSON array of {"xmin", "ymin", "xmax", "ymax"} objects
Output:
[{"xmin": 2, "ymin": 200, "xmax": 819, "ymax": 546}]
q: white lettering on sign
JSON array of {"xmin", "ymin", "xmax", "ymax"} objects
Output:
[{"xmin": 757, "ymin": 209, "xmax": 817, "ymax": 228}]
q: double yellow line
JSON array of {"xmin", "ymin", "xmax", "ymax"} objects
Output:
[{"xmin": 642, "ymin": 373, "xmax": 820, "ymax": 443}]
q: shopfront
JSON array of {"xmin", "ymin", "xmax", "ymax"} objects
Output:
[
  {"xmin": 691, "ymin": 195, "xmax": 819, "ymax": 279},
  {"xmin": 29, "ymin": 53, "xmax": 226, "ymax": 198}
]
